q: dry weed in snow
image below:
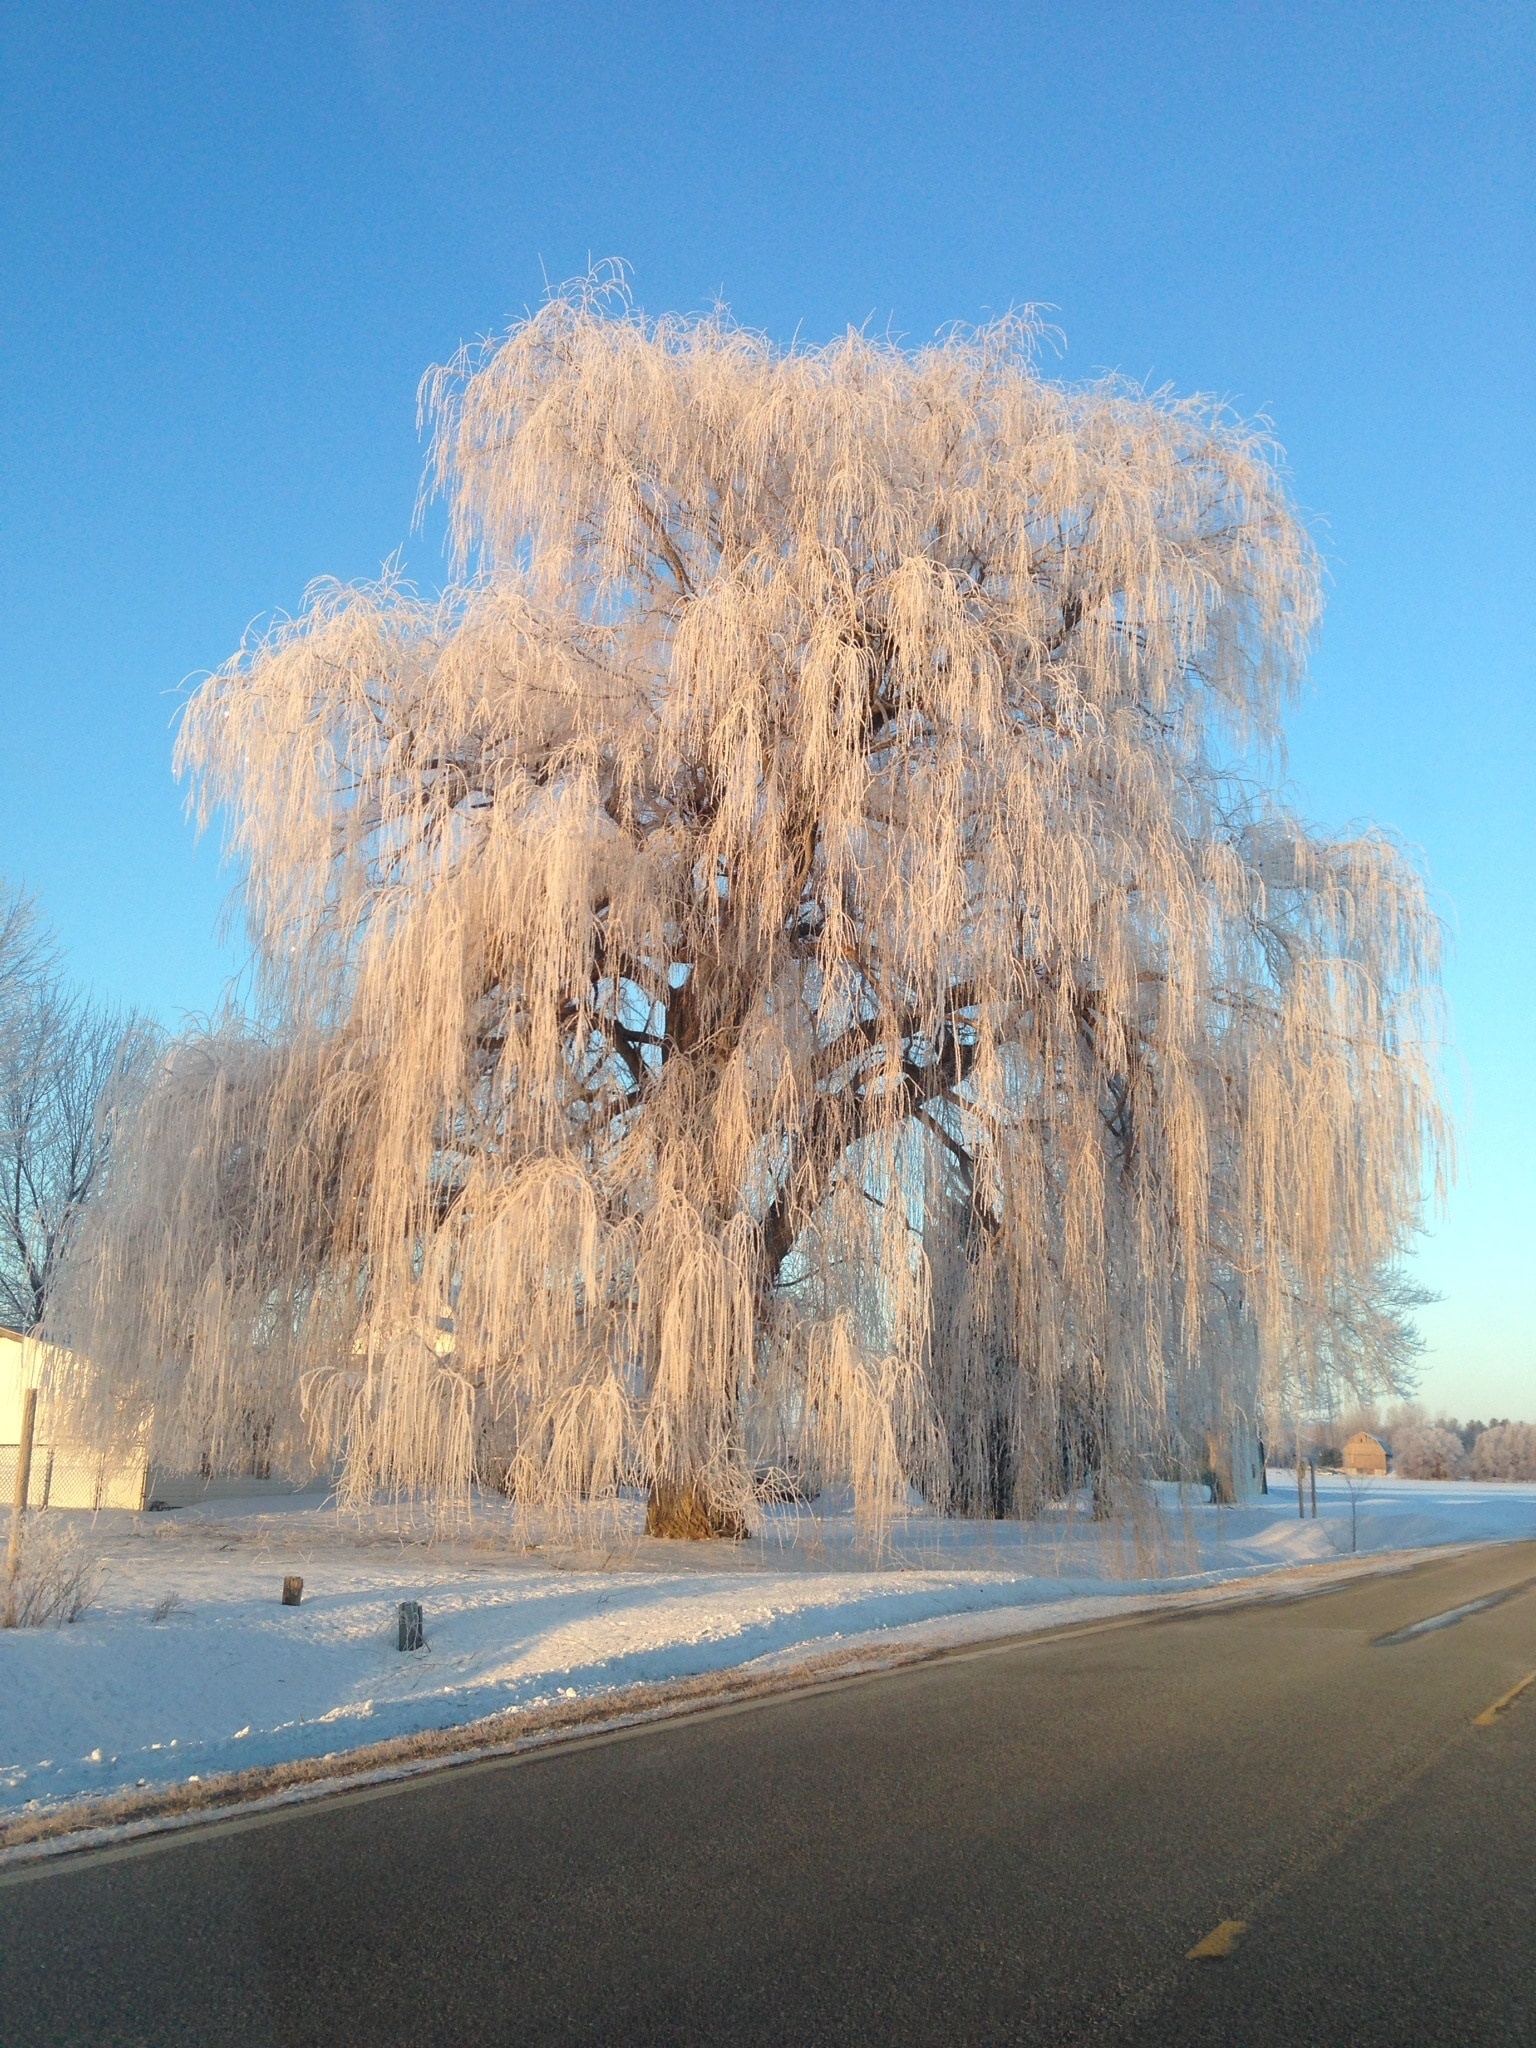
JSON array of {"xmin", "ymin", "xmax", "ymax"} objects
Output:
[{"xmin": 4, "ymin": 1519, "xmax": 104, "ymax": 1628}]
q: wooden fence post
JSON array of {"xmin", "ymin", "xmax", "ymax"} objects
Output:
[{"xmin": 4, "ymin": 1386, "xmax": 39, "ymax": 1628}]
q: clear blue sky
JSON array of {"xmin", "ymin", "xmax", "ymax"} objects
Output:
[{"xmin": 0, "ymin": 2, "xmax": 1530, "ymax": 1416}]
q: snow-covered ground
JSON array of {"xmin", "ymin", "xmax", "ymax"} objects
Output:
[{"xmin": 5, "ymin": 1473, "xmax": 1535, "ymax": 1817}]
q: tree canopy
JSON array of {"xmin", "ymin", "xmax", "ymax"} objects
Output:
[
  {"xmin": 0, "ymin": 884, "xmax": 153, "ymax": 1334},
  {"xmin": 53, "ymin": 282, "xmax": 1447, "ymax": 1531}
]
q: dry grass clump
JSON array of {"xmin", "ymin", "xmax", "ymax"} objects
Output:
[
  {"xmin": 3, "ymin": 1519, "xmax": 104, "ymax": 1627},
  {"xmin": 49, "ymin": 273, "xmax": 1446, "ymax": 1536}
]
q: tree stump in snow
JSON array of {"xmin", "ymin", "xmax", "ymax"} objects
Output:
[
  {"xmin": 645, "ymin": 1482, "xmax": 748, "ymax": 1541},
  {"xmin": 281, "ymin": 1576, "xmax": 303, "ymax": 1605},
  {"xmin": 398, "ymin": 1599, "xmax": 425, "ymax": 1651}
]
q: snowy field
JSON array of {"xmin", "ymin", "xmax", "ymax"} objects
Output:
[{"xmin": 5, "ymin": 1473, "xmax": 1535, "ymax": 1819}]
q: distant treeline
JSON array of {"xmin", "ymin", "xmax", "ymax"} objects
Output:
[{"xmin": 1271, "ymin": 1411, "xmax": 1534, "ymax": 1481}]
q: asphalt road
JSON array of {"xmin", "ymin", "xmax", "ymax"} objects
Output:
[{"xmin": 4, "ymin": 1541, "xmax": 1535, "ymax": 2047}]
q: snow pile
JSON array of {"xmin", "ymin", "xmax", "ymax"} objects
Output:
[{"xmin": 5, "ymin": 1473, "xmax": 1534, "ymax": 1815}]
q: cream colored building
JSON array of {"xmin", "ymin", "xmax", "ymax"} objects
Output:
[
  {"xmin": 0, "ymin": 1327, "xmax": 148, "ymax": 1508},
  {"xmin": 0, "ymin": 1327, "xmax": 324, "ymax": 1510}
]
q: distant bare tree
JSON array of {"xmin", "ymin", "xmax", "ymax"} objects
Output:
[
  {"xmin": 0, "ymin": 887, "xmax": 53, "ymax": 1048},
  {"xmin": 0, "ymin": 886, "xmax": 155, "ymax": 1332}
]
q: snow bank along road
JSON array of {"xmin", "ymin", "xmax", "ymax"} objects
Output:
[
  {"xmin": 6, "ymin": 1472, "xmax": 1534, "ymax": 1821},
  {"xmin": 3, "ymin": 1540, "xmax": 1534, "ymax": 2047}
]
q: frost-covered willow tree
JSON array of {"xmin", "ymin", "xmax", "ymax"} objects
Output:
[{"xmin": 52, "ymin": 283, "xmax": 1446, "ymax": 1533}]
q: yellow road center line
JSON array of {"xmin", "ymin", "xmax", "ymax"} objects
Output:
[
  {"xmin": 1186, "ymin": 1919, "xmax": 1247, "ymax": 1960},
  {"xmin": 1474, "ymin": 1671, "xmax": 1536, "ymax": 1727}
]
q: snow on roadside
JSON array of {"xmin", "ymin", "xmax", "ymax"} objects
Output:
[{"xmin": 4, "ymin": 1473, "xmax": 1534, "ymax": 1816}]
